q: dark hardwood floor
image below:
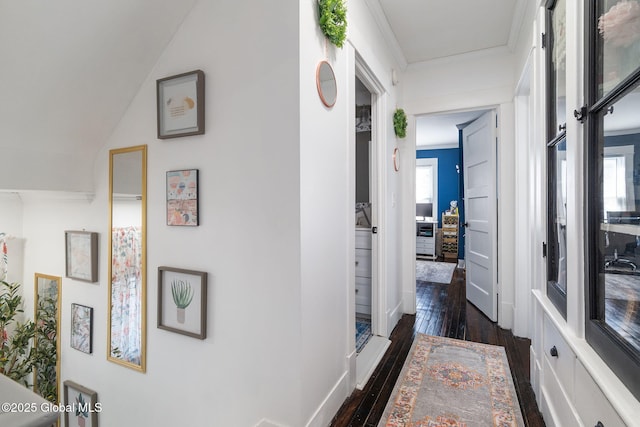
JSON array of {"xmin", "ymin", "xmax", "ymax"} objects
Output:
[{"xmin": 331, "ymin": 263, "xmax": 546, "ymax": 427}]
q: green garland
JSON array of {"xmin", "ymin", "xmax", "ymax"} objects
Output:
[
  {"xmin": 393, "ymin": 108, "xmax": 407, "ymax": 138},
  {"xmin": 318, "ymin": 0, "xmax": 347, "ymax": 48}
]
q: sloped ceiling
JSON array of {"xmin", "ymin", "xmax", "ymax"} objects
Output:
[{"xmin": 0, "ymin": 0, "xmax": 197, "ymax": 192}]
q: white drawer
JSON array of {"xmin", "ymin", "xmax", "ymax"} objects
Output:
[
  {"xmin": 355, "ymin": 229, "xmax": 372, "ymax": 249},
  {"xmin": 574, "ymin": 360, "xmax": 626, "ymax": 427},
  {"xmin": 543, "ymin": 313, "xmax": 575, "ymax": 398},
  {"xmin": 356, "ymin": 303, "xmax": 371, "ymax": 315},
  {"xmin": 355, "ymin": 276, "xmax": 371, "ymax": 301},
  {"xmin": 542, "ymin": 357, "xmax": 581, "ymax": 427},
  {"xmin": 355, "ymin": 249, "xmax": 371, "ymax": 277}
]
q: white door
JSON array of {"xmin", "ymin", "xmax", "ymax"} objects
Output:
[{"xmin": 462, "ymin": 111, "xmax": 498, "ymax": 321}]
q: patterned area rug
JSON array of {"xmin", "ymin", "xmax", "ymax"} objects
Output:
[
  {"xmin": 378, "ymin": 334, "xmax": 524, "ymax": 427},
  {"xmin": 416, "ymin": 261, "xmax": 456, "ymax": 284},
  {"xmin": 356, "ymin": 316, "xmax": 372, "ymax": 353}
]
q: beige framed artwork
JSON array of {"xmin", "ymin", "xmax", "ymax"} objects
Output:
[{"xmin": 65, "ymin": 231, "xmax": 98, "ymax": 282}]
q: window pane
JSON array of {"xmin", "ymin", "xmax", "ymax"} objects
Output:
[
  {"xmin": 552, "ymin": 0, "xmax": 567, "ymax": 129},
  {"xmin": 547, "ymin": 138, "xmax": 568, "ymax": 314},
  {"xmin": 597, "ymin": 0, "xmax": 640, "ymax": 98},
  {"xmin": 416, "ymin": 165, "xmax": 433, "ymax": 203},
  {"xmin": 598, "ymin": 83, "xmax": 640, "ymax": 353}
]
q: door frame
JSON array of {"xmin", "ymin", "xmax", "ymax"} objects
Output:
[
  {"xmin": 404, "ymin": 105, "xmax": 512, "ymax": 327},
  {"xmin": 354, "ymin": 57, "xmax": 387, "ymax": 338}
]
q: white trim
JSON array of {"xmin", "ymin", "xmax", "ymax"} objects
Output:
[
  {"xmin": 416, "ymin": 142, "xmax": 459, "ymax": 150},
  {"xmin": 303, "ymin": 371, "xmax": 350, "ymax": 427},
  {"xmin": 363, "ymin": 0, "xmax": 408, "ymax": 71},
  {"xmin": 416, "ymin": 157, "xmax": 438, "ymax": 222}
]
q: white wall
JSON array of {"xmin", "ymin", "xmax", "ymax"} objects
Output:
[
  {"xmin": 14, "ymin": 0, "xmax": 303, "ymax": 425},
  {"xmin": 5, "ymin": 1, "xmax": 407, "ymax": 426},
  {"xmin": 298, "ymin": 0, "xmax": 404, "ymax": 424}
]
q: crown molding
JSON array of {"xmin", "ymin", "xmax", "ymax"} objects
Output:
[{"xmin": 364, "ymin": 0, "xmax": 408, "ymax": 70}]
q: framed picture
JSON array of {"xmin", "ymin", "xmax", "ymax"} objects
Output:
[
  {"xmin": 63, "ymin": 380, "xmax": 99, "ymax": 427},
  {"xmin": 157, "ymin": 70, "xmax": 205, "ymax": 139},
  {"xmin": 158, "ymin": 266, "xmax": 207, "ymax": 339},
  {"xmin": 71, "ymin": 303, "xmax": 93, "ymax": 354},
  {"xmin": 65, "ymin": 231, "xmax": 98, "ymax": 282},
  {"xmin": 166, "ymin": 169, "xmax": 199, "ymax": 226}
]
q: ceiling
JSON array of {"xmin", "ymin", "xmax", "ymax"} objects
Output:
[
  {"xmin": 373, "ymin": 0, "xmax": 528, "ymax": 148},
  {"xmin": 0, "ymin": 1, "xmax": 525, "ymax": 191}
]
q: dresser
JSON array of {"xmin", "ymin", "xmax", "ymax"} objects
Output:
[
  {"xmin": 416, "ymin": 220, "xmax": 437, "ymax": 260},
  {"xmin": 355, "ymin": 229, "xmax": 372, "ymax": 315}
]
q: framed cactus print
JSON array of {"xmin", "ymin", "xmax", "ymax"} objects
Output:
[
  {"xmin": 157, "ymin": 266, "xmax": 207, "ymax": 339},
  {"xmin": 63, "ymin": 380, "xmax": 99, "ymax": 427}
]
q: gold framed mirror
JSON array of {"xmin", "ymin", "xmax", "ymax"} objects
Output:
[
  {"xmin": 33, "ymin": 273, "xmax": 61, "ymax": 404},
  {"xmin": 107, "ymin": 145, "xmax": 147, "ymax": 372}
]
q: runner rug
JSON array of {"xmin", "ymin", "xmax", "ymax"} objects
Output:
[
  {"xmin": 378, "ymin": 334, "xmax": 524, "ymax": 427},
  {"xmin": 416, "ymin": 260, "xmax": 456, "ymax": 284}
]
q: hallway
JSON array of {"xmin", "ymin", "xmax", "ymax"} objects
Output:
[{"xmin": 332, "ymin": 265, "xmax": 545, "ymax": 426}]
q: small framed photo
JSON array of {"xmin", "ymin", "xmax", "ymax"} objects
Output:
[
  {"xmin": 158, "ymin": 266, "xmax": 207, "ymax": 339},
  {"xmin": 65, "ymin": 231, "xmax": 98, "ymax": 282},
  {"xmin": 71, "ymin": 303, "xmax": 93, "ymax": 354},
  {"xmin": 157, "ymin": 70, "xmax": 205, "ymax": 139},
  {"xmin": 166, "ymin": 169, "xmax": 199, "ymax": 226},
  {"xmin": 63, "ymin": 380, "xmax": 99, "ymax": 427}
]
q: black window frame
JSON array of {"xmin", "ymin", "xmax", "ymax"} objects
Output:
[
  {"xmin": 546, "ymin": 0, "xmax": 568, "ymax": 318},
  {"xmin": 584, "ymin": 0, "xmax": 640, "ymax": 400}
]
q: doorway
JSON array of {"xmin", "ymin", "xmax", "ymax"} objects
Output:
[
  {"xmin": 355, "ymin": 76, "xmax": 373, "ymax": 354},
  {"xmin": 352, "ymin": 61, "xmax": 390, "ymax": 391},
  {"xmin": 413, "ymin": 109, "xmax": 498, "ymax": 322}
]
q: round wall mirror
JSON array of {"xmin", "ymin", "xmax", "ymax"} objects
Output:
[{"xmin": 316, "ymin": 61, "xmax": 337, "ymax": 108}]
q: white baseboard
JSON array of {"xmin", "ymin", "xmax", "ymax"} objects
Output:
[
  {"xmin": 499, "ymin": 301, "xmax": 514, "ymax": 330},
  {"xmin": 402, "ymin": 290, "xmax": 416, "ymax": 314},
  {"xmin": 304, "ymin": 371, "xmax": 350, "ymax": 427},
  {"xmin": 387, "ymin": 301, "xmax": 403, "ymax": 335}
]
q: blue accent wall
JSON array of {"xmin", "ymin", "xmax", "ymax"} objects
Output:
[{"xmin": 417, "ymin": 147, "xmax": 464, "ymax": 259}]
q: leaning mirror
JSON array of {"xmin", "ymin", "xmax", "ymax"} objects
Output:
[
  {"xmin": 316, "ymin": 60, "xmax": 337, "ymax": 108},
  {"xmin": 108, "ymin": 145, "xmax": 147, "ymax": 372},
  {"xmin": 33, "ymin": 273, "xmax": 61, "ymax": 404}
]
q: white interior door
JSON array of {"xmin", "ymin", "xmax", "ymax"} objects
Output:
[{"xmin": 462, "ymin": 111, "xmax": 498, "ymax": 321}]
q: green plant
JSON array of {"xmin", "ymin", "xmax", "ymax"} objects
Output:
[
  {"xmin": 393, "ymin": 108, "xmax": 407, "ymax": 138},
  {"xmin": 318, "ymin": 0, "xmax": 347, "ymax": 48},
  {"xmin": 75, "ymin": 393, "xmax": 89, "ymax": 418},
  {"xmin": 171, "ymin": 280, "xmax": 194, "ymax": 309},
  {"xmin": 34, "ymin": 292, "xmax": 57, "ymax": 403},
  {"xmin": 0, "ymin": 280, "xmax": 35, "ymax": 387}
]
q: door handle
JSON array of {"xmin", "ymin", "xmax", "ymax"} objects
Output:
[
  {"xmin": 462, "ymin": 222, "xmax": 469, "ymax": 228},
  {"xmin": 371, "ymin": 227, "xmax": 378, "ymax": 234}
]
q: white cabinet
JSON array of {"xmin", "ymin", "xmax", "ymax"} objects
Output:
[
  {"xmin": 533, "ymin": 292, "xmax": 633, "ymax": 427},
  {"xmin": 355, "ymin": 229, "xmax": 371, "ymax": 315},
  {"xmin": 416, "ymin": 220, "xmax": 436, "ymax": 260}
]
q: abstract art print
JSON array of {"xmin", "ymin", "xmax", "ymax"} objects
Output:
[
  {"xmin": 166, "ymin": 169, "xmax": 199, "ymax": 226},
  {"xmin": 158, "ymin": 266, "xmax": 207, "ymax": 339},
  {"xmin": 65, "ymin": 231, "xmax": 98, "ymax": 282},
  {"xmin": 71, "ymin": 303, "xmax": 93, "ymax": 354}
]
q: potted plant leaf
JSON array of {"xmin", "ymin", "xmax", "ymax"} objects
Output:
[
  {"xmin": 171, "ymin": 279, "xmax": 194, "ymax": 324},
  {"xmin": 75, "ymin": 393, "xmax": 89, "ymax": 427},
  {"xmin": 0, "ymin": 280, "xmax": 35, "ymax": 386}
]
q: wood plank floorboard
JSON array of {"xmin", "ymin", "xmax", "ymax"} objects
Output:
[{"xmin": 331, "ymin": 264, "xmax": 546, "ymax": 427}]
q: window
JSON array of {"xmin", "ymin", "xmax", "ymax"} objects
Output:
[
  {"xmin": 585, "ymin": 0, "xmax": 640, "ymax": 399},
  {"xmin": 546, "ymin": 0, "xmax": 568, "ymax": 317},
  {"xmin": 416, "ymin": 164, "xmax": 434, "ymax": 203}
]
